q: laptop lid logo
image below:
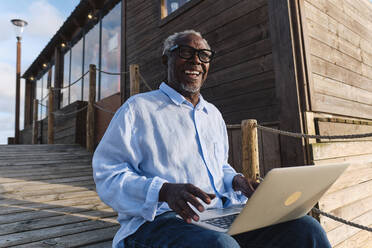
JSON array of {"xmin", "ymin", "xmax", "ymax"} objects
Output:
[{"xmin": 284, "ymin": 191, "xmax": 302, "ymax": 206}]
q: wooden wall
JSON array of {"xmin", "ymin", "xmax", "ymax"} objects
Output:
[
  {"xmin": 94, "ymin": 93, "xmax": 121, "ymax": 146},
  {"xmin": 311, "ymin": 136, "xmax": 372, "ymax": 247},
  {"xmin": 300, "ymin": 1, "xmax": 372, "ymax": 246},
  {"xmin": 124, "ymin": 0, "xmax": 277, "ymax": 125},
  {"xmin": 303, "ymin": 0, "xmax": 372, "ymax": 119}
]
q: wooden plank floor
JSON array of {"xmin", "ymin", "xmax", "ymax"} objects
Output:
[{"xmin": 0, "ymin": 144, "xmax": 119, "ymax": 248}]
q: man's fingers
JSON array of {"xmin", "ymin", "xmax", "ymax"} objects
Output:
[
  {"xmin": 176, "ymin": 199, "xmax": 199, "ymax": 222},
  {"xmin": 247, "ymin": 180, "xmax": 255, "ymax": 192},
  {"xmin": 252, "ymin": 181, "xmax": 260, "ymax": 189},
  {"xmin": 207, "ymin": 193, "xmax": 216, "ymax": 199},
  {"xmin": 186, "ymin": 184, "xmax": 213, "ymax": 204},
  {"xmin": 183, "ymin": 192, "xmax": 204, "ymax": 212}
]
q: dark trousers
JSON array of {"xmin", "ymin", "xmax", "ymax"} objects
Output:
[{"xmin": 124, "ymin": 211, "xmax": 332, "ymax": 248}]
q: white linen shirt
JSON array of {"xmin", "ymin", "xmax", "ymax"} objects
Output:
[{"xmin": 93, "ymin": 82, "xmax": 246, "ymax": 248}]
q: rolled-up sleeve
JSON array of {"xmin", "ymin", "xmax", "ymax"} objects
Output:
[{"xmin": 92, "ymin": 101, "xmax": 167, "ymax": 221}]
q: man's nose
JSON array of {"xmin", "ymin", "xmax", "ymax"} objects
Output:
[{"xmin": 190, "ymin": 52, "xmax": 201, "ymax": 64}]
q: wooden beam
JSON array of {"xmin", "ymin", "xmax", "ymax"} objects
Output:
[
  {"xmin": 32, "ymin": 99, "xmax": 38, "ymax": 144},
  {"xmin": 267, "ymin": 0, "xmax": 308, "ymax": 166},
  {"xmin": 48, "ymin": 88, "xmax": 54, "ymax": 144},
  {"xmin": 129, "ymin": 64, "xmax": 140, "ymax": 96},
  {"xmin": 86, "ymin": 64, "xmax": 96, "ymax": 153},
  {"xmin": 24, "ymin": 79, "xmax": 32, "ymax": 127},
  {"xmin": 241, "ymin": 119, "xmax": 260, "ymax": 180}
]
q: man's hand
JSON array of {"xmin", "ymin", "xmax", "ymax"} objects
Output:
[
  {"xmin": 159, "ymin": 183, "xmax": 215, "ymax": 223},
  {"xmin": 232, "ymin": 174, "xmax": 260, "ymax": 198}
]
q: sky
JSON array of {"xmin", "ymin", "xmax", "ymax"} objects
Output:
[{"xmin": 0, "ymin": 0, "xmax": 79, "ymax": 144}]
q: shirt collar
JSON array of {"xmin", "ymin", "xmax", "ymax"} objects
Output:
[{"xmin": 159, "ymin": 82, "xmax": 209, "ymax": 114}]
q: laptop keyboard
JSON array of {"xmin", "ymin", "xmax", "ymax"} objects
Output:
[{"xmin": 201, "ymin": 213, "xmax": 239, "ymax": 229}]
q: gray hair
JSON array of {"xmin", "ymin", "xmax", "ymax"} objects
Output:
[{"xmin": 162, "ymin": 30, "xmax": 210, "ymax": 55}]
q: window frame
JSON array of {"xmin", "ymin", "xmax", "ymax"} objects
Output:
[{"xmin": 159, "ymin": 0, "xmax": 203, "ymax": 27}]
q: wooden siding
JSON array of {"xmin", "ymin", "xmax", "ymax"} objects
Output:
[
  {"xmin": 301, "ymin": 1, "xmax": 372, "ymax": 244},
  {"xmin": 124, "ymin": 0, "xmax": 276, "ymax": 124},
  {"xmin": 310, "ymin": 117, "xmax": 372, "ymax": 247},
  {"xmin": 303, "ymin": 0, "xmax": 372, "ymax": 119},
  {"xmin": 94, "ymin": 93, "xmax": 121, "ymax": 146}
]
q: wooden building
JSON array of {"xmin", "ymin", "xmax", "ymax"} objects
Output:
[{"xmin": 20, "ymin": 0, "xmax": 372, "ymax": 247}]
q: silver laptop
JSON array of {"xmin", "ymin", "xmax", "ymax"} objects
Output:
[{"xmin": 192, "ymin": 163, "xmax": 349, "ymax": 235}]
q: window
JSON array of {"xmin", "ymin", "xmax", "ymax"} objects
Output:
[
  {"xmin": 70, "ymin": 39, "xmax": 84, "ymax": 103},
  {"xmin": 37, "ymin": 73, "xmax": 48, "ymax": 120},
  {"xmin": 100, "ymin": 2, "xmax": 121, "ymax": 100},
  {"xmin": 50, "ymin": 65, "xmax": 55, "ymax": 88},
  {"xmin": 84, "ymin": 24, "xmax": 99, "ymax": 101},
  {"xmin": 36, "ymin": 78, "xmax": 42, "ymax": 120},
  {"xmin": 161, "ymin": 0, "xmax": 190, "ymax": 18},
  {"xmin": 62, "ymin": 50, "xmax": 71, "ymax": 107}
]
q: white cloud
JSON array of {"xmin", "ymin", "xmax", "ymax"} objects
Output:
[
  {"xmin": 0, "ymin": 62, "xmax": 16, "ymax": 98},
  {"xmin": 0, "ymin": 0, "xmax": 65, "ymax": 42},
  {"xmin": 0, "ymin": 14, "xmax": 13, "ymax": 42},
  {"xmin": 27, "ymin": 0, "xmax": 65, "ymax": 38}
]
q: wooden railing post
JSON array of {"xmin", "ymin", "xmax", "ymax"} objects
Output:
[
  {"xmin": 241, "ymin": 119, "xmax": 260, "ymax": 180},
  {"xmin": 86, "ymin": 64, "xmax": 96, "ymax": 153},
  {"xmin": 32, "ymin": 99, "xmax": 39, "ymax": 144},
  {"xmin": 47, "ymin": 87, "xmax": 54, "ymax": 144},
  {"xmin": 129, "ymin": 64, "xmax": 140, "ymax": 96}
]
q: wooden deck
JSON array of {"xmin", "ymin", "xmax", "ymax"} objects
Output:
[{"xmin": 0, "ymin": 144, "xmax": 119, "ymax": 248}]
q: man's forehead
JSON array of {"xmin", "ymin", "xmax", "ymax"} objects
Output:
[{"xmin": 175, "ymin": 34, "xmax": 208, "ymax": 48}]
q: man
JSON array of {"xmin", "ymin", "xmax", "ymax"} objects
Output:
[{"xmin": 93, "ymin": 30, "xmax": 331, "ymax": 248}]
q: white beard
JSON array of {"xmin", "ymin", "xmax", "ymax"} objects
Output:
[{"xmin": 180, "ymin": 82, "xmax": 200, "ymax": 93}]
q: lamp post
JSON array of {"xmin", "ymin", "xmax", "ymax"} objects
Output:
[{"xmin": 11, "ymin": 19, "xmax": 28, "ymax": 144}]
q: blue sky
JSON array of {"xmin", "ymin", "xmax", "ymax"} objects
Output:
[{"xmin": 0, "ymin": 0, "xmax": 79, "ymax": 144}]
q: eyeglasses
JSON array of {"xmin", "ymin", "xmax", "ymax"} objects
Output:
[{"xmin": 169, "ymin": 44, "xmax": 215, "ymax": 63}]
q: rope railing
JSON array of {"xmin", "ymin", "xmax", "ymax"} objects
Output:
[
  {"xmin": 255, "ymin": 124, "xmax": 372, "ymax": 140},
  {"xmin": 255, "ymin": 122, "xmax": 372, "ymax": 232},
  {"xmin": 37, "ymin": 101, "xmax": 87, "ymax": 118},
  {"xmin": 40, "ymin": 93, "xmax": 49, "ymax": 102},
  {"xmin": 312, "ymin": 207, "xmax": 372, "ymax": 232},
  {"xmin": 52, "ymin": 105, "xmax": 88, "ymax": 117},
  {"xmin": 96, "ymin": 67, "xmax": 129, "ymax": 75},
  {"xmin": 139, "ymin": 72, "xmax": 153, "ymax": 91},
  {"xmin": 94, "ymin": 103, "xmax": 116, "ymax": 115},
  {"xmin": 38, "ymin": 102, "xmax": 48, "ymax": 108},
  {"xmin": 52, "ymin": 70, "xmax": 90, "ymax": 91}
]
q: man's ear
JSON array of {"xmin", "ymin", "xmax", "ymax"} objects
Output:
[{"xmin": 162, "ymin": 54, "xmax": 168, "ymax": 66}]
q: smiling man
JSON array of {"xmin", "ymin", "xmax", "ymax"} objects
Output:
[{"xmin": 92, "ymin": 30, "xmax": 331, "ymax": 248}]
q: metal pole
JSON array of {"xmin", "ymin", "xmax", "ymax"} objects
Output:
[{"xmin": 14, "ymin": 37, "xmax": 21, "ymax": 144}]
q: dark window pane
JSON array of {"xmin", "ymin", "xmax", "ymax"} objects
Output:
[{"xmin": 101, "ymin": 2, "xmax": 121, "ymax": 99}]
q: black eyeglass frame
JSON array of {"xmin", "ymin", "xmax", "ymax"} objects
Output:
[{"xmin": 169, "ymin": 44, "xmax": 215, "ymax": 63}]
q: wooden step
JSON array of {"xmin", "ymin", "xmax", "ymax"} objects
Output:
[{"xmin": 0, "ymin": 144, "xmax": 118, "ymax": 247}]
